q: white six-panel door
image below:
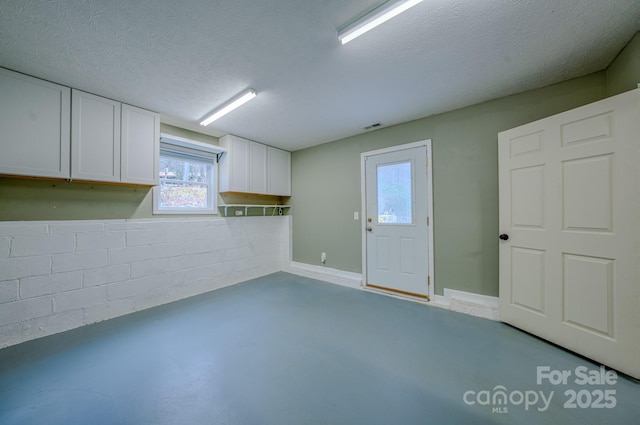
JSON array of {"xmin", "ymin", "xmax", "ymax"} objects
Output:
[{"xmin": 499, "ymin": 89, "xmax": 640, "ymax": 379}]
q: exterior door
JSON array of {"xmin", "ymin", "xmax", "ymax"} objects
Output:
[
  {"xmin": 362, "ymin": 142, "xmax": 433, "ymax": 300},
  {"xmin": 498, "ymin": 89, "xmax": 640, "ymax": 379}
]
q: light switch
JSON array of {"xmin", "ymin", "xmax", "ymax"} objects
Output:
[{"xmin": 354, "ymin": 212, "xmax": 359, "ymax": 220}]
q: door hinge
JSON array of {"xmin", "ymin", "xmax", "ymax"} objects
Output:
[
  {"xmin": 427, "ymin": 216, "xmax": 430, "ymax": 225},
  {"xmin": 426, "ymin": 157, "xmax": 428, "ymax": 167},
  {"xmin": 428, "ymin": 276, "xmax": 431, "ymax": 286}
]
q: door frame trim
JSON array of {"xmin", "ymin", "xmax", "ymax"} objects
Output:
[{"xmin": 360, "ymin": 140, "xmax": 435, "ymax": 301}]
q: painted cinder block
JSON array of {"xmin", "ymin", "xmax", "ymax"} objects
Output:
[
  {"xmin": 164, "ymin": 224, "xmax": 188, "ymax": 243},
  {"xmin": 76, "ymin": 231, "xmax": 126, "ymax": 251},
  {"xmin": 54, "ymin": 286, "xmax": 108, "ymax": 313},
  {"xmin": 0, "ymin": 256, "xmax": 51, "ymax": 281},
  {"xmin": 215, "ymin": 237, "xmax": 247, "ymax": 250},
  {"xmin": 19, "ymin": 309, "xmax": 85, "ymax": 344},
  {"xmin": 167, "ymin": 253, "xmax": 205, "ymax": 272},
  {"xmin": 183, "ymin": 238, "xmax": 214, "ymax": 255},
  {"xmin": 51, "ymin": 250, "xmax": 107, "ymax": 273},
  {"xmin": 108, "ymin": 245, "xmax": 151, "ymax": 265},
  {"xmin": 0, "ymin": 223, "xmax": 48, "ymax": 237},
  {"xmin": 148, "ymin": 242, "xmax": 184, "ymax": 260},
  {"xmin": 48, "ymin": 221, "xmax": 105, "ymax": 234},
  {"xmin": 175, "ymin": 264, "xmax": 218, "ymax": 283},
  {"xmin": 83, "ymin": 264, "xmax": 130, "ymax": 287},
  {"xmin": 82, "ymin": 297, "xmax": 135, "ymax": 323},
  {"xmin": 20, "ymin": 271, "xmax": 83, "ymax": 299},
  {"xmin": 0, "ymin": 297, "xmax": 52, "ymax": 327},
  {"xmin": 130, "ymin": 258, "xmax": 170, "ymax": 279},
  {"xmin": 10, "ymin": 234, "xmax": 76, "ymax": 257},
  {"xmin": 0, "ymin": 322, "xmax": 23, "ymax": 348},
  {"xmin": 165, "ymin": 219, "xmax": 229, "ymax": 242},
  {"xmin": 189, "ymin": 225, "xmax": 220, "ymax": 241},
  {"xmin": 105, "ymin": 280, "xmax": 138, "ymax": 302},
  {"xmin": 225, "ymin": 246, "xmax": 254, "ymax": 261},
  {"xmin": 106, "ymin": 274, "xmax": 174, "ymax": 302},
  {"xmin": 205, "ymin": 247, "xmax": 228, "ymax": 261},
  {"xmin": 0, "ymin": 216, "xmax": 289, "ymax": 348},
  {"xmin": 0, "ymin": 280, "xmax": 19, "ymax": 304},
  {"xmin": 99, "ymin": 220, "xmax": 142, "ymax": 232},
  {"xmin": 126, "ymin": 229, "xmax": 166, "ymax": 247},
  {"xmin": 0, "ymin": 237, "xmax": 10, "ymax": 258}
]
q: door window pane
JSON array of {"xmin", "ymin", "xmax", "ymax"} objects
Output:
[{"xmin": 377, "ymin": 161, "xmax": 413, "ymax": 224}]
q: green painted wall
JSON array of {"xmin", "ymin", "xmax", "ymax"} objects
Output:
[
  {"xmin": 0, "ymin": 178, "xmax": 151, "ymax": 221},
  {"xmin": 160, "ymin": 124, "xmax": 220, "ymax": 145},
  {"xmin": 290, "ymin": 72, "xmax": 608, "ymax": 296},
  {"xmin": 606, "ymin": 32, "xmax": 640, "ymax": 97}
]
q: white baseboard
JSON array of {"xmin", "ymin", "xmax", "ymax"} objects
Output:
[
  {"xmin": 431, "ymin": 288, "xmax": 500, "ymax": 321},
  {"xmin": 285, "ymin": 261, "xmax": 362, "ymax": 289},
  {"xmin": 284, "ymin": 262, "xmax": 499, "ymax": 321}
]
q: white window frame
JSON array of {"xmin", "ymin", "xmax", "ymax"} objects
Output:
[{"xmin": 153, "ymin": 133, "xmax": 225, "ymax": 215}]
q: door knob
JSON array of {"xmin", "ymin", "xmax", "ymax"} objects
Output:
[
  {"xmin": 499, "ymin": 234, "xmax": 509, "ymax": 241},
  {"xmin": 367, "ymin": 227, "xmax": 373, "ymax": 232}
]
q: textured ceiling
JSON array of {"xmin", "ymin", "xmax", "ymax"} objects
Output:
[{"xmin": 0, "ymin": 0, "xmax": 638, "ymax": 151}]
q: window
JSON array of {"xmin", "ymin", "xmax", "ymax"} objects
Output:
[
  {"xmin": 153, "ymin": 134, "xmax": 224, "ymax": 214},
  {"xmin": 377, "ymin": 161, "xmax": 413, "ymax": 224}
]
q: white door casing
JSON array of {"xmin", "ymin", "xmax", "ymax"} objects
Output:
[
  {"xmin": 361, "ymin": 141, "xmax": 434, "ymax": 300},
  {"xmin": 499, "ymin": 89, "xmax": 640, "ymax": 379}
]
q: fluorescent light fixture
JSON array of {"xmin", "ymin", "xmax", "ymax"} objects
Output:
[
  {"xmin": 200, "ymin": 89, "xmax": 257, "ymax": 126},
  {"xmin": 338, "ymin": 0, "xmax": 423, "ymax": 45}
]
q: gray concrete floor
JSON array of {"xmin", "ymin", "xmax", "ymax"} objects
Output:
[{"xmin": 0, "ymin": 272, "xmax": 638, "ymax": 424}]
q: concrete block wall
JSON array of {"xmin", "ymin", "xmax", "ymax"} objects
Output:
[{"xmin": 0, "ymin": 216, "xmax": 290, "ymax": 348}]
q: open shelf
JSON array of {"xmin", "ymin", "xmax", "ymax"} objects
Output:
[{"xmin": 219, "ymin": 204, "xmax": 290, "ymax": 217}]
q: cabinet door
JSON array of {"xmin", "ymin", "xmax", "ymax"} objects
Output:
[
  {"xmin": 121, "ymin": 104, "xmax": 159, "ymax": 185},
  {"xmin": 219, "ymin": 135, "xmax": 250, "ymax": 192},
  {"xmin": 249, "ymin": 141, "xmax": 268, "ymax": 194},
  {"xmin": 71, "ymin": 90, "xmax": 121, "ymax": 182},
  {"xmin": 0, "ymin": 68, "xmax": 70, "ymax": 178},
  {"xmin": 267, "ymin": 146, "xmax": 291, "ymax": 196}
]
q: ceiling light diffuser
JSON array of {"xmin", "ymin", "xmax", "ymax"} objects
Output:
[
  {"xmin": 200, "ymin": 89, "xmax": 257, "ymax": 126},
  {"xmin": 338, "ymin": 0, "xmax": 423, "ymax": 45}
]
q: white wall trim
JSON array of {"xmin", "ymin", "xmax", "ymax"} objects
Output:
[
  {"xmin": 430, "ymin": 288, "xmax": 500, "ymax": 321},
  {"xmin": 359, "ymin": 140, "xmax": 432, "ymax": 157},
  {"xmin": 285, "ymin": 261, "xmax": 362, "ymax": 289},
  {"xmin": 286, "ymin": 259, "xmax": 500, "ymax": 322}
]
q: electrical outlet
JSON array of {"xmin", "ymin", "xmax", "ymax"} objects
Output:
[
  {"xmin": 321, "ymin": 252, "xmax": 327, "ymax": 264},
  {"xmin": 235, "ymin": 210, "xmax": 243, "ymax": 216}
]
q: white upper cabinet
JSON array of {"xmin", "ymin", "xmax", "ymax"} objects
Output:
[
  {"xmin": 219, "ymin": 134, "xmax": 291, "ymax": 196},
  {"xmin": 267, "ymin": 146, "xmax": 291, "ymax": 196},
  {"xmin": 71, "ymin": 90, "xmax": 121, "ymax": 182},
  {"xmin": 219, "ymin": 135, "xmax": 250, "ymax": 192},
  {"xmin": 0, "ymin": 67, "xmax": 71, "ymax": 178},
  {"xmin": 0, "ymin": 68, "xmax": 159, "ymax": 185},
  {"xmin": 121, "ymin": 104, "xmax": 159, "ymax": 185},
  {"xmin": 249, "ymin": 141, "xmax": 268, "ymax": 194},
  {"xmin": 71, "ymin": 90, "xmax": 159, "ymax": 185}
]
